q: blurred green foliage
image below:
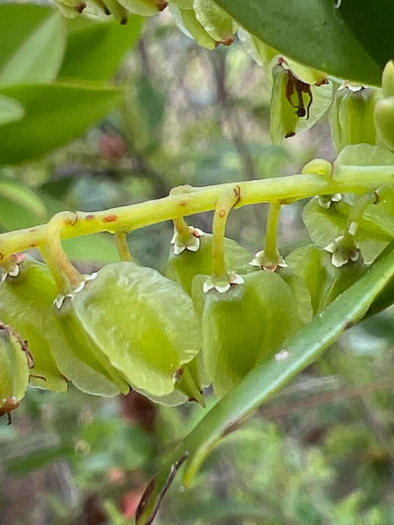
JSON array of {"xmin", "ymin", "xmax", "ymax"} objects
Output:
[{"xmin": 0, "ymin": 3, "xmax": 393, "ymax": 525}]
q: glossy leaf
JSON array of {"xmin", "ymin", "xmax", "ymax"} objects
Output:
[
  {"xmin": 59, "ymin": 16, "xmax": 143, "ymax": 81},
  {"xmin": 0, "ymin": 95, "xmax": 24, "ymax": 126},
  {"xmin": 136, "ymin": 240, "xmax": 394, "ymax": 525},
  {"xmin": 0, "ymin": 83, "xmax": 123, "ymax": 164},
  {"xmin": 72, "ymin": 262, "xmax": 202, "ymax": 396},
  {"xmin": 213, "ymin": 0, "xmax": 382, "ymax": 85},
  {"xmin": 0, "ymin": 11, "xmax": 66, "ymax": 86},
  {"xmin": 336, "ymin": 0, "xmax": 394, "ymax": 71}
]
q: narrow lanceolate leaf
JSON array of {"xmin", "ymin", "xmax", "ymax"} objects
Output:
[
  {"xmin": 0, "ymin": 11, "xmax": 66, "ymax": 86},
  {"xmin": 0, "ymin": 83, "xmax": 123, "ymax": 164},
  {"xmin": 0, "ymin": 95, "xmax": 24, "ymax": 126},
  {"xmin": 213, "ymin": 0, "xmax": 382, "ymax": 86},
  {"xmin": 59, "ymin": 16, "xmax": 143, "ymax": 82},
  {"xmin": 136, "ymin": 240, "xmax": 394, "ymax": 525}
]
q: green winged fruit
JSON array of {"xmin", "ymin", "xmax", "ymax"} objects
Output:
[
  {"xmin": 0, "ymin": 256, "xmax": 122, "ymax": 397},
  {"xmin": 166, "ymin": 229, "xmax": 251, "ymax": 295},
  {"xmin": 0, "ymin": 324, "xmax": 30, "ymax": 424},
  {"xmin": 0, "ymin": 256, "xmax": 66, "ymax": 392},
  {"xmin": 69, "ymin": 262, "xmax": 202, "ymax": 399},
  {"xmin": 193, "ymin": 0, "xmax": 236, "ymax": 44},
  {"xmin": 169, "ymin": 4, "xmax": 216, "ymax": 50},
  {"xmin": 329, "ymin": 85, "xmax": 378, "ymax": 153},
  {"xmin": 199, "ymin": 271, "xmax": 303, "ymax": 397}
]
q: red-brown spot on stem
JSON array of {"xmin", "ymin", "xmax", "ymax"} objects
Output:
[
  {"xmin": 86, "ymin": 214, "xmax": 95, "ymax": 221},
  {"xmin": 103, "ymin": 214, "xmax": 118, "ymax": 223},
  {"xmin": 233, "ymin": 185, "xmax": 241, "ymax": 207},
  {"xmin": 219, "ymin": 210, "xmax": 226, "ymax": 218},
  {"xmin": 179, "ymin": 201, "xmax": 187, "ymax": 207}
]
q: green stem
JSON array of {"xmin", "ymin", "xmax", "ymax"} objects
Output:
[
  {"xmin": 345, "ymin": 191, "xmax": 376, "ymax": 238},
  {"xmin": 46, "ymin": 212, "xmax": 83, "ymax": 289},
  {"xmin": 212, "ymin": 186, "xmax": 240, "ymax": 278},
  {"xmin": 39, "ymin": 244, "xmax": 70, "ymax": 295},
  {"xmin": 264, "ymin": 201, "xmax": 282, "ymax": 262},
  {"xmin": 0, "ymin": 169, "xmax": 392, "ymax": 258},
  {"xmin": 115, "ymin": 232, "xmax": 134, "ymax": 262}
]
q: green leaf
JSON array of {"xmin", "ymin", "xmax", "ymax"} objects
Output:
[
  {"xmin": 213, "ymin": 0, "xmax": 382, "ymax": 85},
  {"xmin": 0, "ymin": 179, "xmax": 47, "ymax": 219},
  {"xmin": 0, "ymin": 10, "xmax": 66, "ymax": 86},
  {"xmin": 0, "ymin": 95, "xmax": 24, "ymax": 125},
  {"xmin": 59, "ymin": 16, "xmax": 143, "ymax": 81},
  {"xmin": 336, "ymin": 0, "xmax": 394, "ymax": 71},
  {"xmin": 0, "ymin": 83, "xmax": 123, "ymax": 164},
  {"xmin": 0, "ymin": 4, "xmax": 54, "ymax": 72},
  {"xmin": 135, "ymin": 240, "xmax": 394, "ymax": 525}
]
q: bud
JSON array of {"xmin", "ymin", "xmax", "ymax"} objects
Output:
[{"xmin": 382, "ymin": 60, "xmax": 394, "ymax": 98}]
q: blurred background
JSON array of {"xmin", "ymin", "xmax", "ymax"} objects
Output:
[{"xmin": 1, "ymin": 5, "xmax": 394, "ymax": 525}]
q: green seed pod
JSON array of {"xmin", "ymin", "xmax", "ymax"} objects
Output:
[
  {"xmin": 0, "ymin": 324, "xmax": 30, "ymax": 424},
  {"xmin": 53, "ymin": 298, "xmax": 130, "ymax": 396},
  {"xmin": 117, "ymin": 0, "xmax": 161, "ymax": 16},
  {"xmin": 70, "ymin": 262, "xmax": 202, "ymax": 398},
  {"xmin": 382, "ymin": 60, "xmax": 394, "ymax": 98},
  {"xmin": 53, "ymin": 0, "xmax": 87, "ymax": 17},
  {"xmin": 277, "ymin": 267, "xmax": 313, "ymax": 324},
  {"xmin": 169, "ymin": 5, "xmax": 216, "ymax": 50},
  {"xmin": 169, "ymin": 0, "xmax": 193, "ymax": 8},
  {"xmin": 286, "ymin": 244, "xmax": 367, "ymax": 312},
  {"xmin": 166, "ymin": 232, "xmax": 251, "ymax": 295},
  {"xmin": 200, "ymin": 271, "xmax": 302, "ymax": 397},
  {"xmin": 374, "ymin": 97, "xmax": 394, "ymax": 152},
  {"xmin": 329, "ymin": 85, "xmax": 378, "ymax": 153},
  {"xmin": 193, "ymin": 0, "xmax": 236, "ymax": 43},
  {"xmin": 102, "ymin": 0, "xmax": 129, "ymax": 23},
  {"xmin": 270, "ymin": 63, "xmax": 300, "ymax": 143},
  {"xmin": 286, "ymin": 245, "xmax": 331, "ymax": 315},
  {"xmin": 0, "ymin": 256, "xmax": 121, "ymax": 397},
  {"xmin": 0, "ymin": 257, "xmax": 66, "ymax": 392},
  {"xmin": 327, "ymin": 260, "xmax": 367, "ymax": 304}
]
